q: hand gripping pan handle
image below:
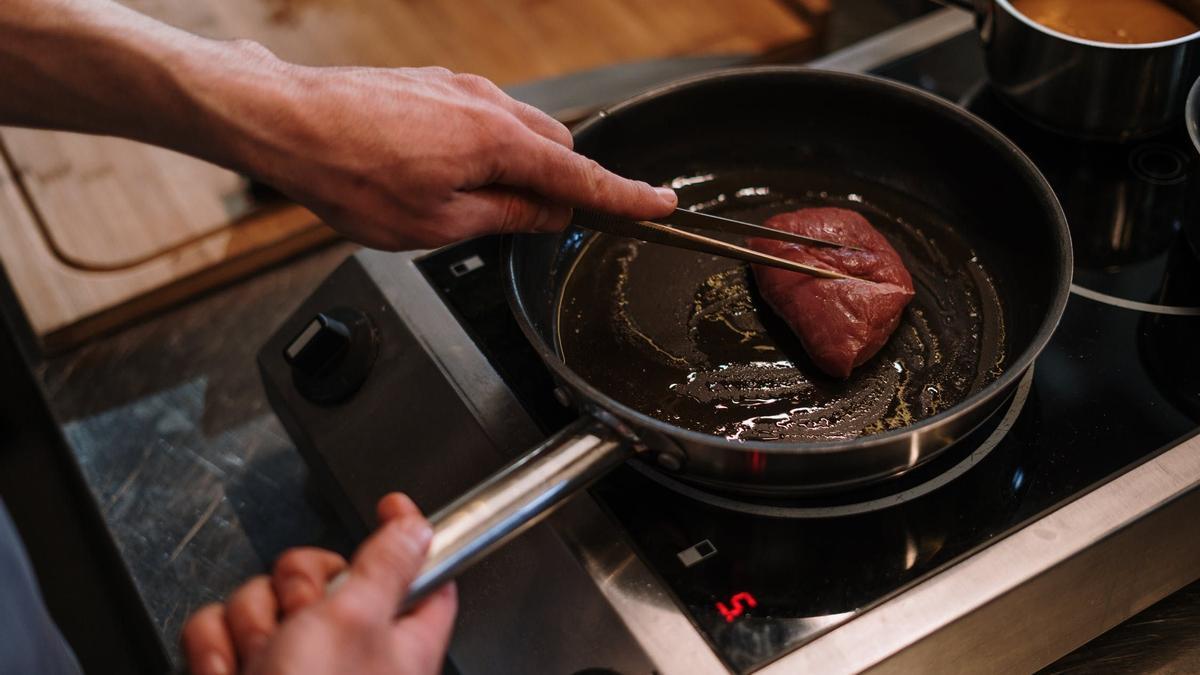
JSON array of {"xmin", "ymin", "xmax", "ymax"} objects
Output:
[{"xmin": 328, "ymin": 417, "xmax": 632, "ymax": 613}]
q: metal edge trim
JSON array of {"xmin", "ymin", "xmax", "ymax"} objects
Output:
[
  {"xmin": 555, "ymin": 496, "xmax": 731, "ymax": 674},
  {"xmin": 808, "ymin": 8, "xmax": 976, "ymax": 73},
  {"xmin": 758, "ymin": 431, "xmax": 1200, "ymax": 674}
]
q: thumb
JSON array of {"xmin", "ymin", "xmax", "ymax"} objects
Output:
[{"xmin": 333, "ymin": 511, "xmax": 433, "ymax": 620}]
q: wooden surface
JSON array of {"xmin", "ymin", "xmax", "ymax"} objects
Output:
[{"xmin": 0, "ymin": 0, "xmax": 824, "ymax": 350}]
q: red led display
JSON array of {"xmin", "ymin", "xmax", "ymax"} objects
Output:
[{"xmin": 716, "ymin": 591, "xmax": 757, "ymax": 623}]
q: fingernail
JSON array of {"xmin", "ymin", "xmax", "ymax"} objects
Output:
[
  {"xmin": 654, "ymin": 186, "xmax": 677, "ymax": 207},
  {"xmin": 206, "ymin": 652, "xmax": 230, "ymax": 675},
  {"xmin": 394, "ymin": 492, "xmax": 416, "ymax": 512},
  {"xmin": 401, "ymin": 518, "xmax": 433, "ymax": 553}
]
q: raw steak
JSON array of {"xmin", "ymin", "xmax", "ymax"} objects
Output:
[{"xmin": 747, "ymin": 207, "xmax": 915, "ymax": 378}]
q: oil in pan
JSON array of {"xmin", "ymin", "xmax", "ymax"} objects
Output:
[{"xmin": 556, "ymin": 168, "xmax": 1006, "ymax": 442}]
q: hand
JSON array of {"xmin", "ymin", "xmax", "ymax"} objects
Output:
[
  {"xmin": 181, "ymin": 493, "xmax": 455, "ymax": 675},
  {"xmin": 210, "ymin": 50, "xmax": 678, "ymax": 250},
  {"xmin": 2, "ymin": 5, "xmax": 675, "ymax": 250}
]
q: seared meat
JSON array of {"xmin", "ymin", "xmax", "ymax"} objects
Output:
[{"xmin": 747, "ymin": 207, "xmax": 915, "ymax": 378}]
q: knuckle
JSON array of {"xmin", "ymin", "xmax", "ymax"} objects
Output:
[
  {"xmin": 273, "ymin": 549, "xmax": 309, "ymax": 577},
  {"xmin": 577, "ymin": 157, "xmax": 606, "ymax": 194},
  {"xmin": 231, "ymin": 39, "xmax": 276, "ymax": 62},
  {"xmin": 226, "ymin": 578, "xmax": 271, "ymax": 619},
  {"xmin": 453, "ymin": 72, "xmax": 500, "ymax": 94},
  {"xmin": 497, "ymin": 194, "xmax": 534, "ymax": 234},
  {"xmin": 555, "ymin": 124, "xmax": 574, "ymax": 149},
  {"xmin": 326, "ymin": 592, "xmax": 377, "ymax": 629},
  {"xmin": 465, "ymin": 110, "xmax": 524, "ymax": 165},
  {"xmin": 370, "ymin": 526, "xmax": 423, "ymax": 571},
  {"xmin": 233, "ymin": 574, "xmax": 270, "ymax": 597},
  {"xmin": 522, "ymin": 104, "xmax": 572, "ymax": 147},
  {"xmin": 420, "ymin": 66, "xmax": 454, "ymax": 79},
  {"xmin": 496, "ymin": 118, "xmax": 528, "ymax": 150}
]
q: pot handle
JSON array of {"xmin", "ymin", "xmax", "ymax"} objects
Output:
[{"xmin": 328, "ymin": 416, "xmax": 632, "ymax": 612}]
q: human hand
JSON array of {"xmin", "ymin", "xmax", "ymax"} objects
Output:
[
  {"xmin": 2, "ymin": 6, "xmax": 674, "ymax": 250},
  {"xmin": 181, "ymin": 493, "xmax": 455, "ymax": 675},
  {"xmin": 208, "ymin": 48, "xmax": 677, "ymax": 250}
]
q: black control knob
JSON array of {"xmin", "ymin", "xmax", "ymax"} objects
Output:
[
  {"xmin": 285, "ymin": 313, "xmax": 352, "ymax": 375},
  {"xmin": 284, "ymin": 307, "xmax": 378, "ymax": 405}
]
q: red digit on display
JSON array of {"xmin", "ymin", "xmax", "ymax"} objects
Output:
[{"xmin": 716, "ymin": 591, "xmax": 758, "ymax": 623}]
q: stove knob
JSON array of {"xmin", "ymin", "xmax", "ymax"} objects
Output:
[
  {"xmin": 284, "ymin": 308, "xmax": 378, "ymax": 405},
  {"xmin": 285, "ymin": 313, "xmax": 351, "ymax": 376}
]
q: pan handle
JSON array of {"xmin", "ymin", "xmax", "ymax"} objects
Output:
[{"xmin": 329, "ymin": 416, "xmax": 633, "ymax": 612}]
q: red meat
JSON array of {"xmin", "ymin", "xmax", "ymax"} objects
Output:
[{"xmin": 747, "ymin": 207, "xmax": 915, "ymax": 378}]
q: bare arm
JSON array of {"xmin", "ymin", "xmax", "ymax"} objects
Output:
[
  {"xmin": 0, "ymin": 0, "xmax": 276, "ymax": 168},
  {"xmin": 0, "ymin": 0, "xmax": 677, "ymax": 249}
]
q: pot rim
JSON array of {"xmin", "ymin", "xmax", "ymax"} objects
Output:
[
  {"xmin": 997, "ymin": 0, "xmax": 1200, "ymax": 50},
  {"xmin": 1188, "ymin": 77, "xmax": 1200, "ymax": 152}
]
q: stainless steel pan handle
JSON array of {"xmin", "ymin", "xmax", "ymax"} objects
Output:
[{"xmin": 329, "ymin": 416, "xmax": 633, "ymax": 612}]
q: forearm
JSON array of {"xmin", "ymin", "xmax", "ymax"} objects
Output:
[
  {"xmin": 0, "ymin": 0, "xmax": 675, "ymax": 250},
  {"xmin": 0, "ymin": 0, "xmax": 277, "ymax": 172}
]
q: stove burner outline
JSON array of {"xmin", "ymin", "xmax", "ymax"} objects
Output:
[
  {"xmin": 1070, "ymin": 283, "xmax": 1200, "ymax": 316},
  {"xmin": 958, "ymin": 85, "xmax": 1199, "ymax": 316},
  {"xmin": 628, "ymin": 368, "xmax": 1033, "ymax": 519},
  {"xmin": 1128, "ymin": 143, "xmax": 1192, "ymax": 186}
]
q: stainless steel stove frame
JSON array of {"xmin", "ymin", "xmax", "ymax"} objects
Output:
[{"xmin": 302, "ymin": 10, "xmax": 1200, "ymax": 673}]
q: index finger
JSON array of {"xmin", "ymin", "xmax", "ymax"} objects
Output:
[{"xmin": 497, "ymin": 133, "xmax": 677, "ymax": 219}]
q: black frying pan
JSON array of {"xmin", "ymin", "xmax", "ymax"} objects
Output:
[{"xmin": 400, "ymin": 67, "xmax": 1072, "ymax": 608}]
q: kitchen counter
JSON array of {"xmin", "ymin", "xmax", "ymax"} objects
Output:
[{"xmin": 9, "ymin": 242, "xmax": 359, "ymax": 661}]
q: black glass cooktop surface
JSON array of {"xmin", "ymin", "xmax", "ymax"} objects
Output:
[{"xmin": 416, "ymin": 31, "xmax": 1200, "ymax": 674}]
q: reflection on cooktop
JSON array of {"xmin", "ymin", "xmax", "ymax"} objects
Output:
[
  {"xmin": 1140, "ymin": 239, "xmax": 1200, "ymax": 419},
  {"xmin": 963, "ymin": 86, "xmax": 1200, "ymax": 313}
]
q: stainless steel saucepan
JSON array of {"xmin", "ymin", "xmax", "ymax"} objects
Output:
[{"xmin": 938, "ymin": 0, "xmax": 1200, "ymax": 140}]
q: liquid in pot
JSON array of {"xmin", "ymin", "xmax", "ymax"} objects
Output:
[{"xmin": 1011, "ymin": 0, "xmax": 1199, "ymax": 44}]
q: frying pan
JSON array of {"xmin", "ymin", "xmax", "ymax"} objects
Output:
[{"xmin": 396, "ymin": 67, "xmax": 1072, "ymax": 609}]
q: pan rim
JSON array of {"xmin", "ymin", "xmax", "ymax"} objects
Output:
[{"xmin": 505, "ymin": 65, "xmax": 1073, "ymax": 456}]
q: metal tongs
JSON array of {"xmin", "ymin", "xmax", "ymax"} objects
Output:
[{"xmin": 573, "ymin": 208, "xmax": 866, "ymax": 281}]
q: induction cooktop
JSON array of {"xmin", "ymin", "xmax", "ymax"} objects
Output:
[{"xmin": 260, "ymin": 11, "xmax": 1200, "ymax": 674}]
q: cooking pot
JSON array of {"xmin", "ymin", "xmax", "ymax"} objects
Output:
[{"xmin": 939, "ymin": 0, "xmax": 1200, "ymax": 140}]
